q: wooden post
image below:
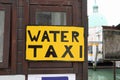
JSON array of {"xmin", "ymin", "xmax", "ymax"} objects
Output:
[{"xmin": 113, "ymin": 61, "xmax": 116, "ymax": 80}]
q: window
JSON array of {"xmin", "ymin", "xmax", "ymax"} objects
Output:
[
  {"xmin": 0, "ymin": 4, "xmax": 11, "ymax": 68},
  {"xmin": 36, "ymin": 12, "xmax": 66, "ymax": 25},
  {"xmin": 88, "ymin": 46, "xmax": 93, "ymax": 54},
  {"xmin": 30, "ymin": 6, "xmax": 72, "ymax": 25},
  {"xmin": 0, "ymin": 11, "xmax": 5, "ymax": 62}
]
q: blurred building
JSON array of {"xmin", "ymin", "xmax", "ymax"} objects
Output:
[{"xmin": 88, "ymin": 0, "xmax": 107, "ymax": 63}]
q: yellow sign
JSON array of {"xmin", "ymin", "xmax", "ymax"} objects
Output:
[{"xmin": 26, "ymin": 26, "xmax": 84, "ymax": 61}]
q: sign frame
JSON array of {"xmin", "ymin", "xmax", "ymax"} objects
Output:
[
  {"xmin": 28, "ymin": 74, "xmax": 76, "ymax": 80},
  {"xmin": 25, "ymin": 26, "xmax": 85, "ymax": 62}
]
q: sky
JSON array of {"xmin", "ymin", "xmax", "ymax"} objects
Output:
[{"xmin": 87, "ymin": 0, "xmax": 120, "ymax": 26}]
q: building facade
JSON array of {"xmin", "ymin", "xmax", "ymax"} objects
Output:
[
  {"xmin": 88, "ymin": 0, "xmax": 107, "ymax": 63},
  {"xmin": 0, "ymin": 0, "xmax": 88, "ymax": 80}
]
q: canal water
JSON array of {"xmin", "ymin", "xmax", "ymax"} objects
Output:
[{"xmin": 88, "ymin": 69, "xmax": 120, "ymax": 80}]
